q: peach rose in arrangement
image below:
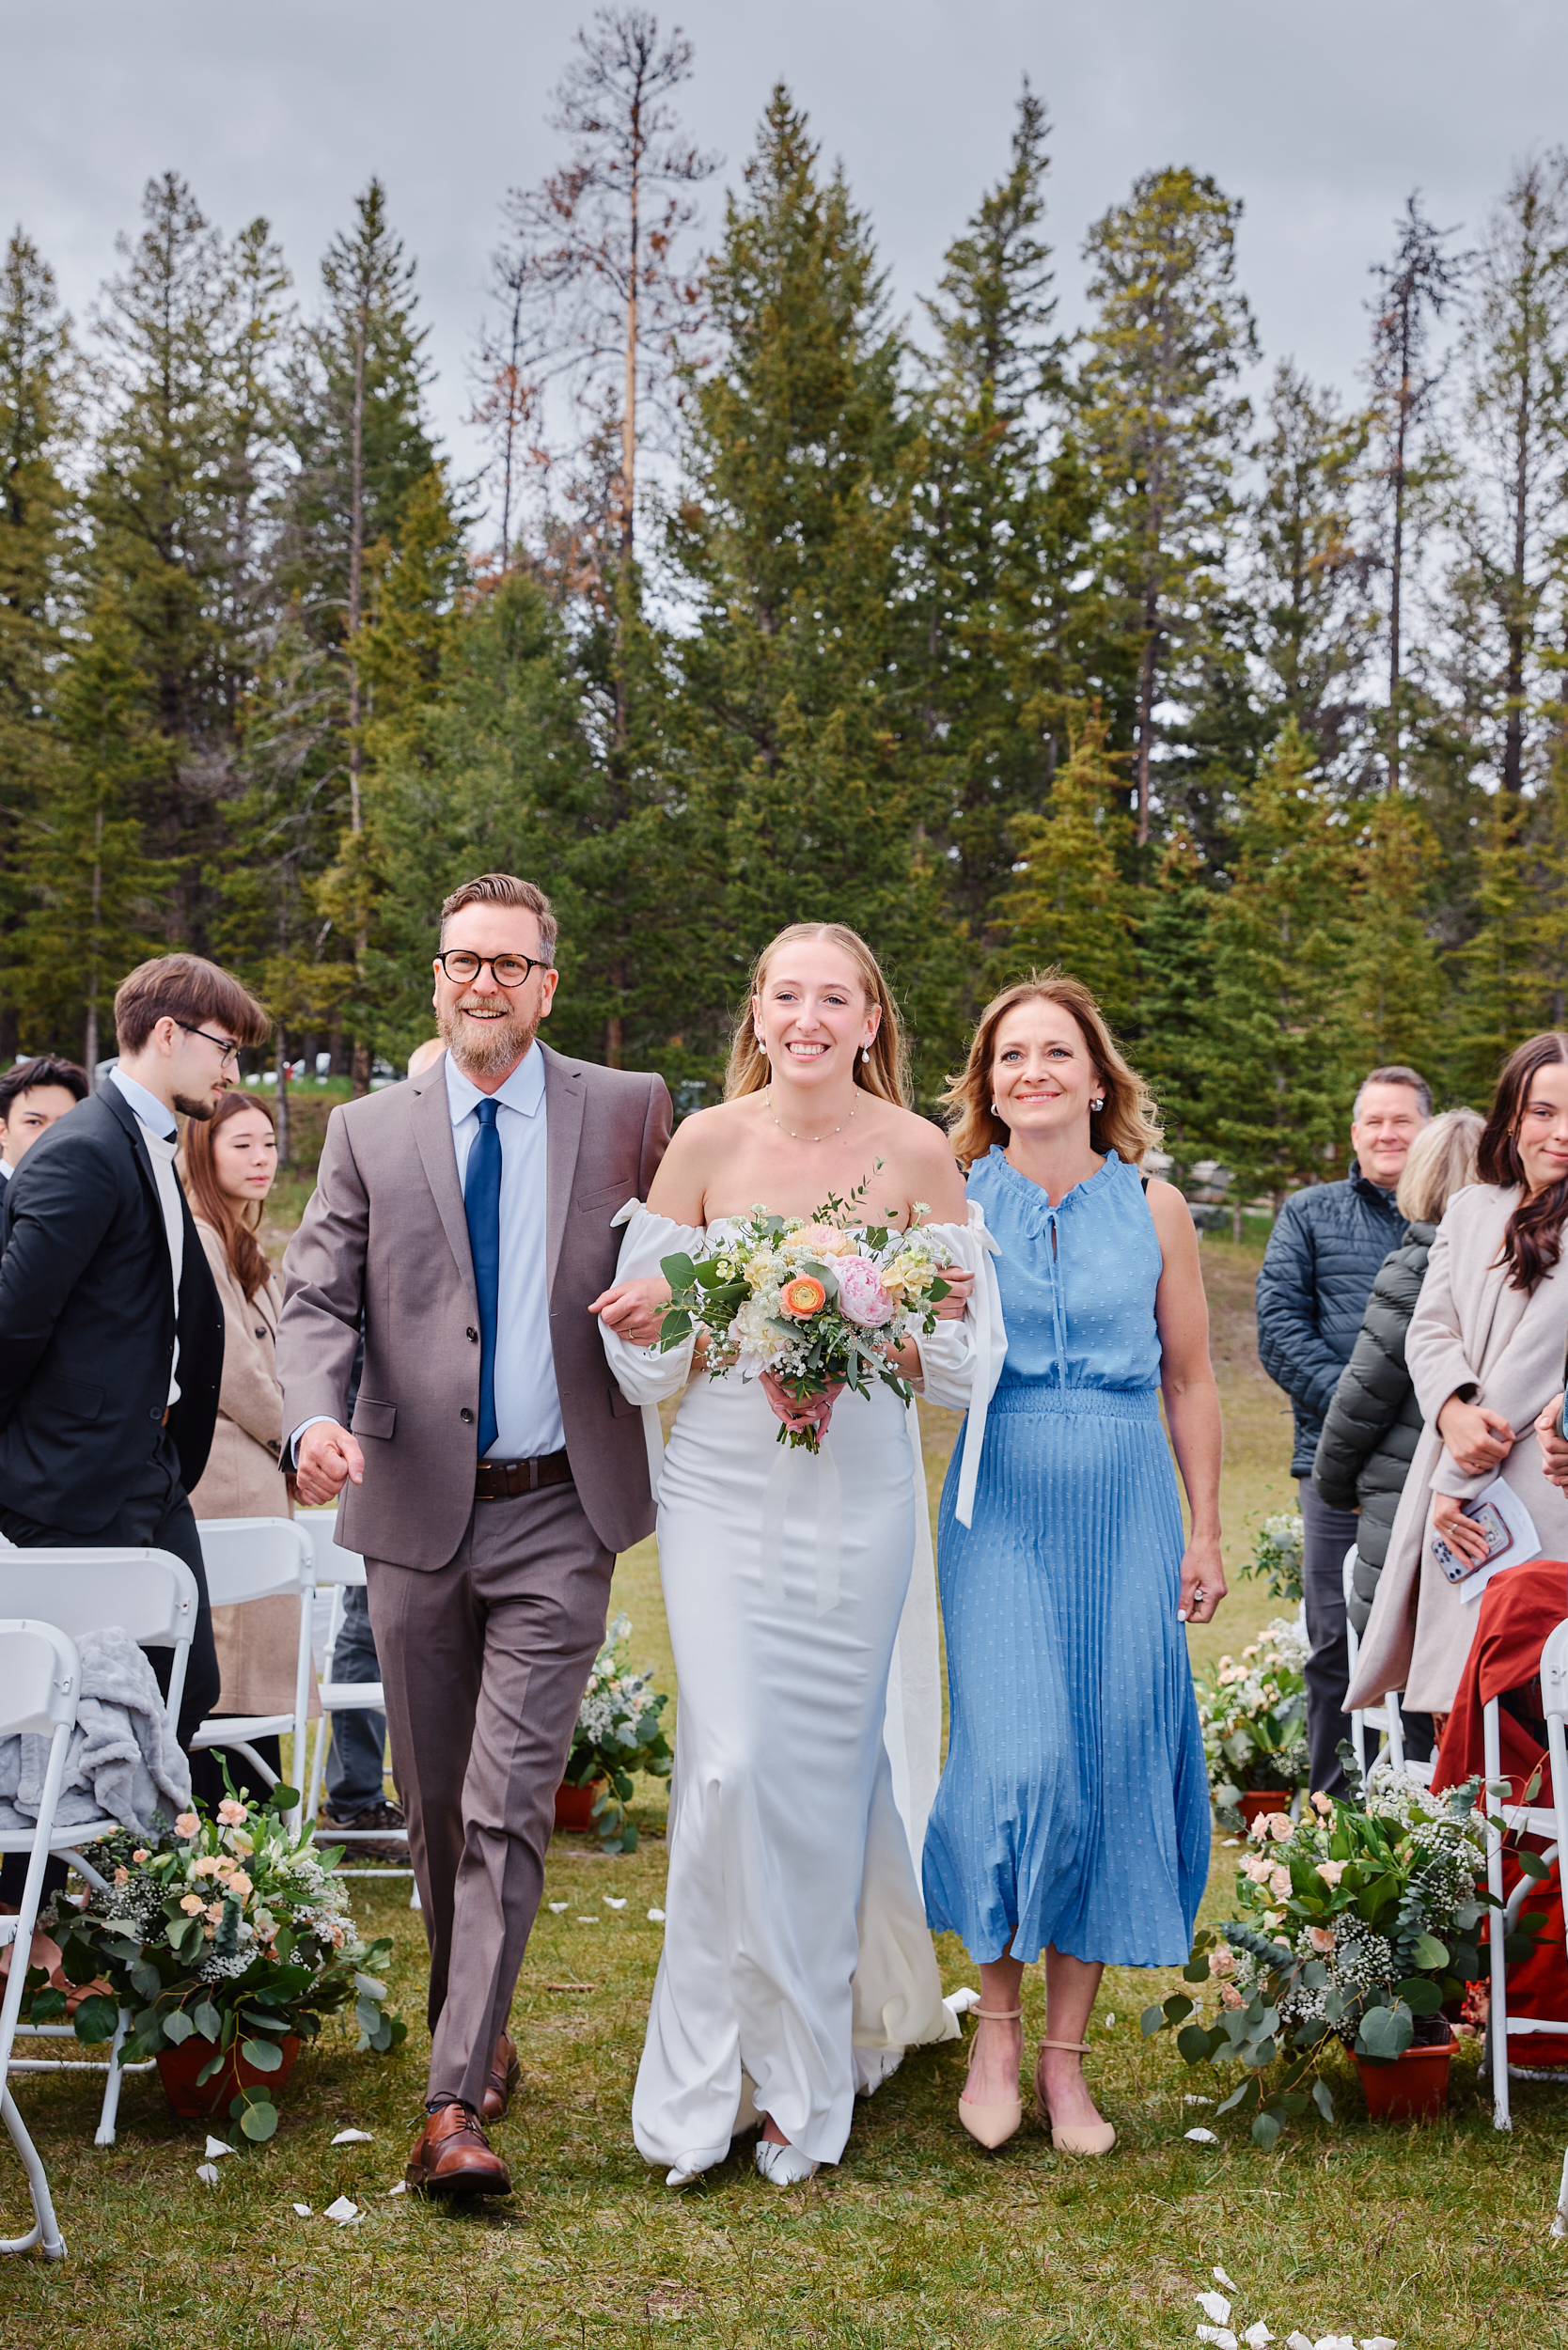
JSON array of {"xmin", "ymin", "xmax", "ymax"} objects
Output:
[
  {"xmin": 216, "ymin": 1798, "xmax": 248, "ymax": 1827},
  {"xmin": 175, "ymin": 1812, "xmax": 200, "ymax": 1840},
  {"xmin": 1266, "ymin": 1812, "xmax": 1294, "ymax": 1841},
  {"xmin": 1308, "ymin": 1924, "xmax": 1337, "ymax": 1952},
  {"xmin": 179, "ymin": 1894, "xmax": 206, "ymax": 1917},
  {"xmin": 779, "ymin": 1276, "xmax": 827, "ymax": 1319},
  {"xmin": 835, "ymin": 1257, "xmax": 895, "ymax": 1328},
  {"xmin": 1315, "ymin": 1858, "xmax": 1346, "ymax": 1886},
  {"xmin": 1267, "ymin": 1864, "xmax": 1292, "ymax": 1900}
]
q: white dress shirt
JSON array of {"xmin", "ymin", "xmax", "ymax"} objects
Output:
[
  {"xmin": 444, "ymin": 1044, "xmax": 565, "ymax": 1460},
  {"xmin": 109, "ymin": 1064, "xmax": 184, "ymax": 1404}
]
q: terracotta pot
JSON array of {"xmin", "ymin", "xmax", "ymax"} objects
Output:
[
  {"xmin": 156, "ymin": 2031, "xmax": 301, "ymax": 2119},
  {"xmin": 554, "ymin": 1779, "xmax": 606, "ymax": 1833},
  {"xmin": 1356, "ymin": 2032, "xmax": 1453, "ymax": 2123},
  {"xmin": 1237, "ymin": 1791, "xmax": 1294, "ymax": 1828}
]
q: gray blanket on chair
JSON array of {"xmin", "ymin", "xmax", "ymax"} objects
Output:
[{"xmin": 0, "ymin": 1625, "xmax": 192, "ymax": 1834}]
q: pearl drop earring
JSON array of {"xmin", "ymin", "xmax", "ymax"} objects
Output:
[{"xmin": 862, "ymin": 1045, "xmax": 871, "ymax": 1064}]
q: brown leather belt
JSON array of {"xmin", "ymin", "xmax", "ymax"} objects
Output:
[
  {"xmin": 475, "ymin": 1450, "xmax": 572, "ymax": 1500},
  {"xmin": 161, "ymin": 1406, "xmax": 171, "ymax": 1427}
]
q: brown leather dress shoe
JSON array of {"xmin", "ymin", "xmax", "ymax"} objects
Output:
[
  {"xmin": 405, "ymin": 2105, "xmax": 512, "ymax": 2196},
  {"xmin": 480, "ymin": 2030, "xmax": 521, "ymax": 2123}
]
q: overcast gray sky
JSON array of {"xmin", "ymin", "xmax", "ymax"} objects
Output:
[{"xmin": 7, "ymin": 0, "xmax": 1566, "ymax": 530}]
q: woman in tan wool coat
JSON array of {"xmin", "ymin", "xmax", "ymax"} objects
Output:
[
  {"xmin": 180, "ymin": 1090, "xmax": 316, "ymax": 1775},
  {"xmin": 1348, "ymin": 1033, "xmax": 1568, "ymax": 1723}
]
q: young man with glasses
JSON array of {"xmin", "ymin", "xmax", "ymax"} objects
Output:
[
  {"xmin": 278, "ymin": 872, "xmax": 672, "ymax": 2196},
  {"xmin": 0, "ymin": 953, "xmax": 270, "ymax": 1762}
]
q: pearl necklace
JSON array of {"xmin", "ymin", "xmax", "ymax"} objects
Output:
[{"xmin": 765, "ymin": 1084, "xmax": 856, "ymax": 1143}]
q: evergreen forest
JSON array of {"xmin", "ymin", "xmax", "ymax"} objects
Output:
[{"xmin": 7, "ymin": 13, "xmax": 1568, "ymax": 1196}]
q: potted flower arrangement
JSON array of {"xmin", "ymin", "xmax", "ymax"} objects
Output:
[
  {"xmin": 557, "ymin": 1612, "xmax": 672, "ymax": 1852},
  {"xmin": 1144, "ymin": 1762, "xmax": 1535, "ymax": 2140},
  {"xmin": 23, "ymin": 1779, "xmax": 404, "ymax": 2140},
  {"xmin": 1195, "ymin": 1617, "xmax": 1310, "ymax": 1828}
]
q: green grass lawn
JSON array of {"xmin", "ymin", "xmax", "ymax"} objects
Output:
[{"xmin": 8, "ymin": 1242, "xmax": 1568, "ymax": 2342}]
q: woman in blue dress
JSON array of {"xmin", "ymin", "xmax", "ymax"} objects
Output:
[{"xmin": 924, "ymin": 973, "xmax": 1224, "ymax": 2156}]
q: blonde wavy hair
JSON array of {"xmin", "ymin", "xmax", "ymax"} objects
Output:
[
  {"xmin": 942, "ymin": 970, "xmax": 1163, "ymax": 1171},
  {"xmin": 1395, "ymin": 1105, "xmax": 1482, "ymax": 1227},
  {"xmin": 723, "ymin": 923, "xmax": 912, "ymax": 1107}
]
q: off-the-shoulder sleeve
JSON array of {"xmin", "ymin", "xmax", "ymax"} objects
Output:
[
  {"xmin": 601, "ymin": 1199, "xmax": 701, "ymax": 1401},
  {"xmin": 907, "ymin": 1203, "xmax": 1007, "ymax": 1528}
]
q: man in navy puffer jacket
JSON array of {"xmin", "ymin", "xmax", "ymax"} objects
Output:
[{"xmin": 1255, "ymin": 1067, "xmax": 1431, "ymax": 1796}]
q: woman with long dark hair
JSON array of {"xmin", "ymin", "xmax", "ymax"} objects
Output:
[
  {"xmin": 1349, "ymin": 1032, "xmax": 1568, "ymax": 1725},
  {"xmin": 180, "ymin": 1089, "xmax": 308, "ymax": 1795},
  {"xmin": 922, "ymin": 972, "xmax": 1223, "ymax": 2156}
]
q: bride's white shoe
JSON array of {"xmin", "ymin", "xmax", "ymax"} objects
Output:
[
  {"xmin": 666, "ymin": 2153, "xmax": 712, "ymax": 2188},
  {"xmin": 755, "ymin": 2137, "xmax": 819, "ymax": 2186}
]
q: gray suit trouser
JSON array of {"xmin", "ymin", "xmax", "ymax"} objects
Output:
[{"xmin": 367, "ymin": 1481, "xmax": 613, "ymax": 2108}]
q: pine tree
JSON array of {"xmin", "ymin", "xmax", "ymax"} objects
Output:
[
  {"xmin": 1250, "ymin": 361, "xmax": 1375, "ymax": 774},
  {"xmin": 85, "ymin": 176, "xmax": 284, "ymax": 950},
  {"xmin": 1339, "ymin": 790, "xmax": 1445, "ymax": 1079},
  {"xmin": 1199, "ymin": 725, "xmax": 1356, "ymax": 1207},
  {"xmin": 1450, "ymin": 787, "xmax": 1544, "ymax": 1096},
  {"xmin": 0, "ymin": 229, "xmax": 79, "ymax": 1053},
  {"xmin": 1367, "ymin": 195, "xmax": 1468, "ymax": 791},
  {"xmin": 257, "ymin": 179, "xmax": 443, "ymax": 1087},
  {"xmin": 672, "ymin": 86, "xmax": 940, "ymax": 1089},
  {"xmin": 911, "ymin": 85, "xmax": 1090, "ymax": 1067},
  {"xmin": 995, "ymin": 713, "xmax": 1139, "ymax": 1025},
  {"xmin": 1078, "ymin": 166, "xmax": 1258, "ymax": 850},
  {"xmin": 1136, "ymin": 824, "xmax": 1215, "ymax": 1169}
]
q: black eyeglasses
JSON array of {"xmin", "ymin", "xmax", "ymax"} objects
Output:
[
  {"xmin": 175, "ymin": 1020, "xmax": 243, "ymax": 1069},
  {"xmin": 435, "ymin": 949, "xmax": 550, "ymax": 989}
]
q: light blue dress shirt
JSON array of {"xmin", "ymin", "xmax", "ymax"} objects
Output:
[{"xmin": 444, "ymin": 1045, "xmax": 566, "ymax": 1461}]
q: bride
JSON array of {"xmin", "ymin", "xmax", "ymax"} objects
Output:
[{"xmin": 592, "ymin": 922, "xmax": 994, "ymax": 2187}]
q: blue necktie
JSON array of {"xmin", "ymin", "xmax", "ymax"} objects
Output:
[{"xmin": 463, "ymin": 1098, "xmax": 501, "ymax": 1456}]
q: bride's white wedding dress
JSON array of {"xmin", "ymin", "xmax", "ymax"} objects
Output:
[{"xmin": 601, "ymin": 1205, "xmax": 1001, "ymax": 2178}]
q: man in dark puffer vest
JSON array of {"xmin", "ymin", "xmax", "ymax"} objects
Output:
[{"xmin": 1255, "ymin": 1066, "xmax": 1432, "ymax": 1796}]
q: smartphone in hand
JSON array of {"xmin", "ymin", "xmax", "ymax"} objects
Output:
[{"xmin": 1432, "ymin": 1497, "xmax": 1513, "ymax": 1586}]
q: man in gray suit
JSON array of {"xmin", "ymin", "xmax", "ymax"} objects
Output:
[{"xmin": 277, "ymin": 873, "xmax": 671, "ymax": 2195}]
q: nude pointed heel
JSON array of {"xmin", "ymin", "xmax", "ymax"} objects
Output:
[
  {"xmin": 958, "ymin": 2006, "xmax": 1024, "ymax": 2150},
  {"xmin": 1034, "ymin": 2037, "xmax": 1116, "ymax": 2157}
]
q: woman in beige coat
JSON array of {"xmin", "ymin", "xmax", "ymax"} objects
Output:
[
  {"xmin": 1349, "ymin": 1033, "xmax": 1568, "ymax": 1721},
  {"xmin": 180, "ymin": 1090, "xmax": 315, "ymax": 1791}
]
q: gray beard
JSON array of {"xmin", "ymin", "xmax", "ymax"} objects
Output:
[{"xmin": 439, "ymin": 999, "xmax": 539, "ymax": 1080}]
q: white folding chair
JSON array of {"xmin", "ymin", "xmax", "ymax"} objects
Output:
[
  {"xmin": 0, "ymin": 1548, "xmax": 198, "ymax": 2146},
  {"xmin": 296, "ymin": 1511, "xmax": 411, "ymax": 1880},
  {"xmin": 1342, "ymin": 1544, "xmax": 1432, "ymax": 1785},
  {"xmin": 0, "ymin": 1621, "xmax": 80, "ymax": 2260},
  {"xmin": 189, "ymin": 1518, "xmax": 315, "ymax": 1828},
  {"xmin": 1483, "ymin": 1616, "xmax": 1568, "ymax": 2130}
]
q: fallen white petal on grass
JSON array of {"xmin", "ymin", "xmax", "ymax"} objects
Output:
[
  {"xmin": 1103, "ymin": 2012, "xmax": 1116, "ymax": 2027},
  {"xmin": 548, "ymin": 1902, "xmax": 568, "ymax": 1913},
  {"xmin": 1184, "ymin": 2127, "xmax": 1220, "ymax": 2143},
  {"xmin": 603, "ymin": 1896, "xmax": 627, "ymax": 1910},
  {"xmin": 1359, "ymin": 2339, "xmax": 1397, "ymax": 2349},
  {"xmin": 330, "ymin": 2128, "xmax": 374, "ymax": 2145},
  {"xmin": 1314, "ymin": 2338, "xmax": 1356, "ymax": 2350},
  {"xmin": 1196, "ymin": 2292, "xmax": 1232, "ymax": 2326},
  {"xmin": 576, "ymin": 1915, "xmax": 600, "ymax": 1924},
  {"xmin": 647, "ymin": 1906, "xmax": 666, "ymax": 1923},
  {"xmin": 1214, "ymin": 2270, "xmax": 1238, "ymax": 2292},
  {"xmin": 324, "ymin": 2196, "xmax": 361, "ymax": 2225},
  {"xmin": 203, "ymin": 2136, "xmax": 235, "ymax": 2159},
  {"xmin": 1223, "ymin": 1837, "xmax": 1241, "ymax": 1846},
  {"xmin": 386, "ymin": 2181, "xmax": 408, "ymax": 2197},
  {"xmin": 1286, "ymin": 2337, "xmax": 1314, "ymax": 2350},
  {"xmin": 292, "ymin": 2202, "xmax": 312, "ymax": 2217},
  {"xmin": 1197, "ymin": 2331, "xmax": 1237, "ymax": 2350},
  {"xmin": 196, "ymin": 2163, "xmax": 220, "ymax": 2186},
  {"xmin": 1244, "ymin": 2326, "xmax": 1274, "ymax": 2348},
  {"xmin": 1184, "ymin": 2094, "xmax": 1215, "ymax": 2106}
]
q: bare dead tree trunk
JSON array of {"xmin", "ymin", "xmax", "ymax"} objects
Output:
[{"xmin": 85, "ymin": 798, "xmax": 103, "ymax": 1075}]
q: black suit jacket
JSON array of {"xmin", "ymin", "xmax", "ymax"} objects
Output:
[{"xmin": 0, "ymin": 1083, "xmax": 224, "ymax": 1529}]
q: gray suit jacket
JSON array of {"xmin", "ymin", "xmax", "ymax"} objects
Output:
[{"xmin": 276, "ymin": 1042, "xmax": 672, "ymax": 1566}]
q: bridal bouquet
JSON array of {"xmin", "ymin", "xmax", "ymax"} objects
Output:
[{"xmin": 657, "ymin": 1174, "xmax": 953, "ymax": 1451}]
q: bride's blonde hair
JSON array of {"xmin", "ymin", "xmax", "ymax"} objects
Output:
[{"xmin": 723, "ymin": 923, "xmax": 912, "ymax": 1108}]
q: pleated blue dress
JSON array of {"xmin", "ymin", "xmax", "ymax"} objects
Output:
[{"xmin": 922, "ymin": 1147, "xmax": 1209, "ymax": 1968}]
